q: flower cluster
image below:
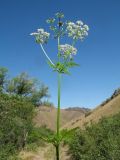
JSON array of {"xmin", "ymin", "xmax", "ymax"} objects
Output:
[
  {"xmin": 30, "ymin": 28, "xmax": 50, "ymax": 44},
  {"xmin": 59, "ymin": 44, "xmax": 77, "ymax": 58},
  {"xmin": 46, "ymin": 13, "xmax": 65, "ymax": 38},
  {"xmin": 66, "ymin": 20, "xmax": 89, "ymax": 40},
  {"xmin": 46, "ymin": 18, "xmax": 55, "ymax": 24}
]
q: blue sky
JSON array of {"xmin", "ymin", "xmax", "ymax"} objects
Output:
[{"xmin": 0, "ymin": 0, "xmax": 120, "ymax": 108}]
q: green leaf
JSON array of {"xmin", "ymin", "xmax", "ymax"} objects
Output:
[
  {"xmin": 47, "ymin": 61, "xmax": 55, "ymax": 69},
  {"xmin": 59, "ymin": 128, "xmax": 78, "ymax": 142},
  {"xmin": 66, "ymin": 61, "xmax": 79, "ymax": 68},
  {"xmin": 47, "ymin": 60, "xmax": 78, "ymax": 75}
]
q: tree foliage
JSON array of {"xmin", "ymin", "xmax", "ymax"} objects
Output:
[
  {"xmin": 0, "ymin": 67, "xmax": 50, "ymax": 106},
  {"xmin": 6, "ymin": 72, "xmax": 35, "ymax": 96},
  {"xmin": 30, "ymin": 84, "xmax": 49, "ymax": 106},
  {"xmin": 0, "ymin": 67, "xmax": 8, "ymax": 93}
]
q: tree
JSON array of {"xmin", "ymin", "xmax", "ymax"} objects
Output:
[
  {"xmin": 0, "ymin": 67, "xmax": 8, "ymax": 93},
  {"xmin": 30, "ymin": 84, "xmax": 49, "ymax": 106},
  {"xmin": 6, "ymin": 72, "xmax": 49, "ymax": 106},
  {"xmin": 6, "ymin": 72, "xmax": 36, "ymax": 96}
]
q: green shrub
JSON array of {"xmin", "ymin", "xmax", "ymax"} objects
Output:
[{"xmin": 0, "ymin": 94, "xmax": 35, "ymax": 159}]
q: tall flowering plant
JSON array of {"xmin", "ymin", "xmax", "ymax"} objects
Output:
[{"xmin": 30, "ymin": 12, "xmax": 89, "ymax": 160}]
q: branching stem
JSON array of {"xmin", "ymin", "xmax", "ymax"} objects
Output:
[{"xmin": 40, "ymin": 44, "xmax": 55, "ymax": 66}]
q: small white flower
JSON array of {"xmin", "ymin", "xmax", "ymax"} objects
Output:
[
  {"xmin": 83, "ymin": 31, "xmax": 88, "ymax": 36},
  {"xmin": 30, "ymin": 32, "xmax": 39, "ymax": 36},
  {"xmin": 44, "ymin": 32, "xmax": 50, "ymax": 36},
  {"xmin": 83, "ymin": 25, "xmax": 89, "ymax": 31},
  {"xmin": 76, "ymin": 20, "xmax": 83, "ymax": 25},
  {"xmin": 68, "ymin": 22, "xmax": 74, "ymax": 26},
  {"xmin": 37, "ymin": 28, "xmax": 44, "ymax": 32},
  {"xmin": 67, "ymin": 25, "xmax": 72, "ymax": 30}
]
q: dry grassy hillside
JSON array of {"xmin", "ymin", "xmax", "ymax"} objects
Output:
[
  {"xmin": 34, "ymin": 106, "xmax": 88, "ymax": 131},
  {"xmin": 63, "ymin": 93, "xmax": 120, "ymax": 130}
]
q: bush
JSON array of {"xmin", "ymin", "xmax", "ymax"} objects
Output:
[
  {"xmin": 0, "ymin": 94, "xmax": 35, "ymax": 159},
  {"xmin": 69, "ymin": 112, "xmax": 120, "ymax": 160}
]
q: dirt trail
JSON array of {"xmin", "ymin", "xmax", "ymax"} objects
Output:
[
  {"xmin": 19, "ymin": 144, "xmax": 71, "ymax": 160},
  {"xmin": 20, "ymin": 145, "xmax": 55, "ymax": 160}
]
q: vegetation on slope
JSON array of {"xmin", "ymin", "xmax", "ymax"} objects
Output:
[
  {"xmin": 0, "ymin": 93, "xmax": 35, "ymax": 159},
  {"xmin": 68, "ymin": 112, "xmax": 120, "ymax": 160},
  {"xmin": 100, "ymin": 88, "xmax": 120, "ymax": 107}
]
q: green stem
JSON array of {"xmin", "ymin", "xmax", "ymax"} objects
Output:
[
  {"xmin": 56, "ymin": 145, "xmax": 60, "ymax": 160},
  {"xmin": 57, "ymin": 73, "xmax": 61, "ymax": 137},
  {"xmin": 56, "ymin": 35, "xmax": 61, "ymax": 160},
  {"xmin": 56, "ymin": 73, "xmax": 61, "ymax": 160}
]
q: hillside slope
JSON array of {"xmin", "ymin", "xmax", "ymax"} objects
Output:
[
  {"xmin": 34, "ymin": 106, "xmax": 88, "ymax": 131},
  {"xmin": 63, "ymin": 93, "xmax": 120, "ymax": 130}
]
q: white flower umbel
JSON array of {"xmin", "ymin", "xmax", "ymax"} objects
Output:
[
  {"xmin": 30, "ymin": 28, "xmax": 50, "ymax": 44},
  {"xmin": 30, "ymin": 28, "xmax": 54, "ymax": 66},
  {"xmin": 59, "ymin": 44, "xmax": 77, "ymax": 58},
  {"xmin": 66, "ymin": 21, "xmax": 89, "ymax": 40}
]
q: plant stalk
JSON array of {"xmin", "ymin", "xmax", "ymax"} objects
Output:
[
  {"xmin": 56, "ymin": 141, "xmax": 60, "ymax": 160},
  {"xmin": 56, "ymin": 72, "xmax": 61, "ymax": 160},
  {"xmin": 56, "ymin": 34, "xmax": 61, "ymax": 160}
]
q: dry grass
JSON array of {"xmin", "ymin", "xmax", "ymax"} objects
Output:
[
  {"xmin": 19, "ymin": 144, "xmax": 71, "ymax": 160},
  {"xmin": 34, "ymin": 106, "xmax": 87, "ymax": 130},
  {"xmin": 19, "ymin": 144, "xmax": 54, "ymax": 160},
  {"xmin": 63, "ymin": 94, "xmax": 120, "ymax": 130}
]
